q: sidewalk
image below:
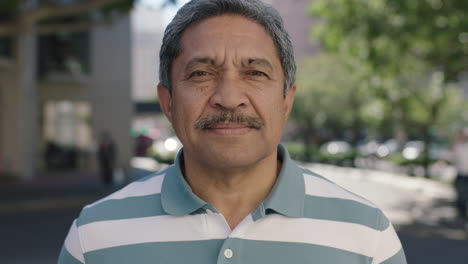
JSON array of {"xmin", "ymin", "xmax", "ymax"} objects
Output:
[
  {"xmin": 303, "ymin": 163, "xmax": 467, "ymax": 240},
  {"xmin": 0, "ymin": 168, "xmax": 155, "ymax": 214}
]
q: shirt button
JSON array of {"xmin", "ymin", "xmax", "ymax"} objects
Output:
[{"xmin": 224, "ymin": 249, "xmax": 233, "ymax": 259}]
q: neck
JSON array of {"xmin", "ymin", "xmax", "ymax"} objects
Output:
[{"xmin": 183, "ymin": 151, "xmax": 281, "ymax": 230}]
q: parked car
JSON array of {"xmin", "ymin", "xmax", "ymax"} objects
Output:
[
  {"xmin": 319, "ymin": 141, "xmax": 355, "ymax": 166},
  {"xmin": 376, "ymin": 139, "xmax": 400, "ymax": 158},
  {"xmin": 401, "ymin": 141, "xmax": 451, "ymax": 162},
  {"xmin": 150, "ymin": 136, "xmax": 182, "ymax": 163}
]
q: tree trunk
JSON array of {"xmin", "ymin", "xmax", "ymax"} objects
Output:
[
  {"xmin": 421, "ymin": 100, "xmax": 443, "ymax": 178},
  {"xmin": 421, "ymin": 124, "xmax": 431, "ymax": 178},
  {"xmin": 302, "ymin": 124, "xmax": 316, "ymax": 161}
]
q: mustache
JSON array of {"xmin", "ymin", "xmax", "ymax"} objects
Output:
[{"xmin": 194, "ymin": 111, "xmax": 264, "ymax": 130}]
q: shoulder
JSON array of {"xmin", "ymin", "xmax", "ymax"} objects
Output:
[
  {"xmin": 301, "ymin": 167, "xmax": 377, "ymax": 207},
  {"xmin": 76, "ymin": 168, "xmax": 169, "ymax": 227},
  {"xmin": 300, "ymin": 167, "xmax": 389, "ymax": 231}
]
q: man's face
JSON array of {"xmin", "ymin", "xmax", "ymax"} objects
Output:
[{"xmin": 158, "ymin": 15, "xmax": 295, "ymax": 169}]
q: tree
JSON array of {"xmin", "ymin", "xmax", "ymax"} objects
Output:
[
  {"xmin": 311, "ymin": 0, "xmax": 467, "ymax": 81},
  {"xmin": 291, "ymin": 53, "xmax": 376, "ymax": 157},
  {"xmin": 311, "ymin": 0, "xmax": 468, "ymax": 177}
]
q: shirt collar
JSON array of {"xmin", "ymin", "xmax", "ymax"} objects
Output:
[
  {"xmin": 161, "ymin": 144, "xmax": 305, "ymax": 218},
  {"xmin": 161, "ymin": 151, "xmax": 208, "ymax": 216},
  {"xmin": 260, "ymin": 144, "xmax": 305, "ymax": 218}
]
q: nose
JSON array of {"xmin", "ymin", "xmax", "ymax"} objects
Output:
[{"xmin": 209, "ymin": 75, "xmax": 248, "ymax": 110}]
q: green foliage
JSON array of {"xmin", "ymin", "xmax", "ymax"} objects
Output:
[
  {"xmin": 318, "ymin": 150, "xmax": 356, "ymax": 166},
  {"xmin": 283, "ymin": 142, "xmax": 307, "ymax": 158},
  {"xmin": 293, "ymin": 54, "xmax": 353, "ymax": 129},
  {"xmin": 310, "ymin": 0, "xmax": 468, "ymax": 135},
  {"xmin": 0, "ymin": 0, "xmax": 20, "ymax": 12},
  {"xmin": 283, "ymin": 141, "xmax": 317, "ymax": 161},
  {"xmin": 433, "ymin": 82, "xmax": 468, "ymax": 138},
  {"xmin": 311, "ymin": 0, "xmax": 468, "ymax": 81},
  {"xmin": 291, "ymin": 53, "xmax": 379, "ymax": 146},
  {"xmin": 386, "ymin": 152, "xmax": 440, "ymax": 167},
  {"xmin": 309, "ymin": 0, "xmax": 468, "ymax": 173},
  {"xmin": 283, "ymin": 141, "xmax": 356, "ymax": 164}
]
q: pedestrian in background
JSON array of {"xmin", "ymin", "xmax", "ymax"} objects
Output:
[
  {"xmin": 97, "ymin": 131, "xmax": 116, "ymax": 186},
  {"xmin": 453, "ymin": 128, "xmax": 468, "ymax": 220}
]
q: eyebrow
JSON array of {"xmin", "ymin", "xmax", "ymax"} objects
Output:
[
  {"xmin": 185, "ymin": 57, "xmax": 216, "ymax": 71},
  {"xmin": 243, "ymin": 58, "xmax": 274, "ymax": 71}
]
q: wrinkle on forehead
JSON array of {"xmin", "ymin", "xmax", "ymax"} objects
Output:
[{"xmin": 184, "ymin": 56, "xmax": 274, "ymax": 71}]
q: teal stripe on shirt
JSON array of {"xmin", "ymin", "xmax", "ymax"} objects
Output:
[
  {"xmin": 58, "ymin": 246, "xmax": 83, "ymax": 264},
  {"xmin": 83, "ymin": 238, "xmax": 371, "ymax": 264},
  {"xmin": 77, "ymin": 194, "xmax": 167, "ymax": 226},
  {"xmin": 134, "ymin": 170, "xmax": 166, "ymax": 182},
  {"xmin": 77, "ymin": 192, "xmax": 389, "ymax": 231},
  {"xmin": 84, "ymin": 240, "xmax": 224, "ymax": 264},
  {"xmin": 230, "ymin": 238, "xmax": 370, "ymax": 264},
  {"xmin": 304, "ymin": 195, "xmax": 389, "ymax": 231}
]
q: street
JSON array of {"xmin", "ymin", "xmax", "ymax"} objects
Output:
[{"xmin": 1, "ymin": 164, "xmax": 467, "ymax": 264}]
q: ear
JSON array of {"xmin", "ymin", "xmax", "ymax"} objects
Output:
[
  {"xmin": 283, "ymin": 85, "xmax": 296, "ymax": 120},
  {"xmin": 157, "ymin": 83, "xmax": 173, "ymax": 123}
]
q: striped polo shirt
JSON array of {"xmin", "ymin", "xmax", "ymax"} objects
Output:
[{"xmin": 59, "ymin": 144, "xmax": 406, "ymax": 264}]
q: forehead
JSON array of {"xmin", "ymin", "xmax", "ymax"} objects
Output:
[{"xmin": 177, "ymin": 14, "xmax": 280, "ymax": 65}]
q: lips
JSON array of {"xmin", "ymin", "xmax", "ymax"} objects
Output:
[
  {"xmin": 208, "ymin": 123, "xmax": 252, "ymax": 129},
  {"xmin": 206, "ymin": 122, "xmax": 253, "ymax": 136}
]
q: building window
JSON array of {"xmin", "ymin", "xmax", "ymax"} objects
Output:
[
  {"xmin": 42, "ymin": 100, "xmax": 93, "ymax": 170},
  {"xmin": 38, "ymin": 31, "xmax": 90, "ymax": 80}
]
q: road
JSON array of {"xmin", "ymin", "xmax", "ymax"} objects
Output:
[{"xmin": 1, "ymin": 164, "xmax": 467, "ymax": 264}]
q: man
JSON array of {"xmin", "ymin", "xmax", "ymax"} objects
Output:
[
  {"xmin": 454, "ymin": 128, "xmax": 468, "ymax": 221},
  {"xmin": 97, "ymin": 131, "xmax": 116, "ymax": 186},
  {"xmin": 59, "ymin": 0, "xmax": 407, "ymax": 263}
]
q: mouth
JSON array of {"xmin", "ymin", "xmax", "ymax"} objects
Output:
[
  {"xmin": 208, "ymin": 122, "xmax": 252, "ymax": 129},
  {"xmin": 206, "ymin": 122, "xmax": 254, "ymax": 136}
]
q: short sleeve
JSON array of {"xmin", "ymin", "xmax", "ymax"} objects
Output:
[
  {"xmin": 58, "ymin": 220, "xmax": 85, "ymax": 264},
  {"xmin": 371, "ymin": 211, "xmax": 407, "ymax": 264}
]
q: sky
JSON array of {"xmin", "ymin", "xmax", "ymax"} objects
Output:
[{"xmin": 133, "ymin": 0, "xmax": 190, "ymax": 32}]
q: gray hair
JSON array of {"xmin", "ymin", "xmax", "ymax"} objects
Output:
[{"xmin": 159, "ymin": 0, "xmax": 296, "ymax": 95}]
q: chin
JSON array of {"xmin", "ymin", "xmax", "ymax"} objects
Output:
[{"xmin": 196, "ymin": 144, "xmax": 275, "ymax": 169}]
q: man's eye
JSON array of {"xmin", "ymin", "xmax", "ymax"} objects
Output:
[
  {"xmin": 189, "ymin": 71, "xmax": 209, "ymax": 78},
  {"xmin": 246, "ymin": 71, "xmax": 268, "ymax": 77}
]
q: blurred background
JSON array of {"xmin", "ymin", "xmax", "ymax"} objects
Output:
[{"xmin": 0, "ymin": 0, "xmax": 467, "ymax": 263}]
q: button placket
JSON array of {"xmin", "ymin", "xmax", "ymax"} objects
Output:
[
  {"xmin": 216, "ymin": 216, "xmax": 254, "ymax": 264},
  {"xmin": 217, "ymin": 238, "xmax": 240, "ymax": 264},
  {"xmin": 224, "ymin": 248, "xmax": 233, "ymax": 259}
]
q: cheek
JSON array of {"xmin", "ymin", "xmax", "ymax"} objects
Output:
[
  {"xmin": 263, "ymin": 95, "xmax": 286, "ymax": 120},
  {"xmin": 171, "ymin": 94, "xmax": 205, "ymax": 126}
]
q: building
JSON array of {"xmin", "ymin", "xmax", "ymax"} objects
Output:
[
  {"xmin": 271, "ymin": 0, "xmax": 320, "ymax": 61},
  {"xmin": 0, "ymin": 15, "xmax": 133, "ymax": 182}
]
